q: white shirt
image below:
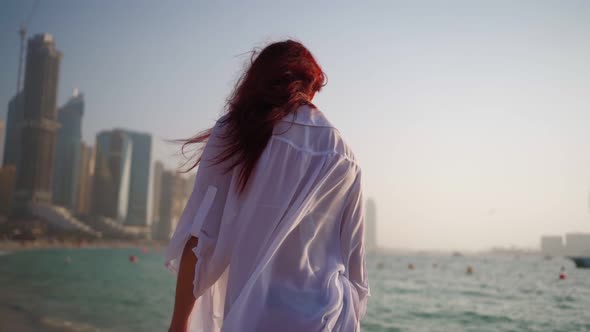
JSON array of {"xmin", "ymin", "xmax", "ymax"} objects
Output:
[{"xmin": 166, "ymin": 105, "xmax": 369, "ymax": 332}]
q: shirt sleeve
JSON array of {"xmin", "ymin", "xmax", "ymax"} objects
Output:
[
  {"xmin": 340, "ymin": 169, "xmax": 370, "ymax": 320},
  {"xmin": 165, "ymin": 121, "xmax": 233, "ymax": 273}
]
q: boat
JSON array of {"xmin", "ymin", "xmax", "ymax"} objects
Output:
[{"xmin": 569, "ymin": 257, "xmax": 590, "ymax": 268}]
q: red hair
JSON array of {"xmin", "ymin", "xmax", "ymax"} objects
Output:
[{"xmin": 181, "ymin": 40, "xmax": 326, "ymax": 191}]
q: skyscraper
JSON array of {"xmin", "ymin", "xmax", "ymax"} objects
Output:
[
  {"xmin": 92, "ymin": 130, "xmax": 132, "ymax": 222},
  {"xmin": 365, "ymin": 198, "xmax": 377, "ymax": 251},
  {"xmin": 14, "ymin": 34, "xmax": 62, "ymax": 214},
  {"xmin": 123, "ymin": 131, "xmax": 152, "ymax": 227},
  {"xmin": 76, "ymin": 143, "xmax": 94, "ymax": 215},
  {"xmin": 183, "ymin": 172, "xmax": 196, "ymax": 198},
  {"xmin": 151, "ymin": 161, "xmax": 164, "ymax": 226},
  {"xmin": 53, "ymin": 90, "xmax": 84, "ymax": 209},
  {"xmin": 0, "ymin": 120, "xmax": 4, "ymax": 165},
  {"xmin": 156, "ymin": 170, "xmax": 185, "ymax": 240},
  {"xmin": 3, "ymin": 93, "xmax": 24, "ymax": 168}
]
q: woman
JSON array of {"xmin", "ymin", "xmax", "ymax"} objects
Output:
[{"xmin": 166, "ymin": 40, "xmax": 369, "ymax": 332}]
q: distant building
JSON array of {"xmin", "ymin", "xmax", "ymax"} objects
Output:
[
  {"xmin": 0, "ymin": 166, "xmax": 17, "ymax": 215},
  {"xmin": 540, "ymin": 235, "xmax": 564, "ymax": 256},
  {"xmin": 155, "ymin": 170, "xmax": 186, "ymax": 240},
  {"xmin": 0, "ymin": 120, "xmax": 4, "ymax": 165},
  {"xmin": 122, "ymin": 131, "xmax": 152, "ymax": 227},
  {"xmin": 92, "ymin": 130, "xmax": 132, "ymax": 222},
  {"xmin": 183, "ymin": 172, "xmax": 195, "ymax": 198},
  {"xmin": 52, "ymin": 90, "xmax": 84, "ymax": 209},
  {"xmin": 565, "ymin": 233, "xmax": 590, "ymax": 256},
  {"xmin": 76, "ymin": 143, "xmax": 94, "ymax": 215},
  {"xmin": 151, "ymin": 161, "xmax": 164, "ymax": 227},
  {"xmin": 3, "ymin": 92, "xmax": 24, "ymax": 168},
  {"xmin": 14, "ymin": 34, "xmax": 62, "ymax": 214},
  {"xmin": 365, "ymin": 198, "xmax": 377, "ymax": 251}
]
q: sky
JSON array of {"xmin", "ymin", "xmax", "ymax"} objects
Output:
[{"xmin": 1, "ymin": 0, "xmax": 590, "ymax": 251}]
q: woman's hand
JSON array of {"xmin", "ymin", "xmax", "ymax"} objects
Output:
[{"xmin": 168, "ymin": 321, "xmax": 189, "ymax": 332}]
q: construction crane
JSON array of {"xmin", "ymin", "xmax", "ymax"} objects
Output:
[{"xmin": 15, "ymin": 0, "xmax": 40, "ymax": 94}]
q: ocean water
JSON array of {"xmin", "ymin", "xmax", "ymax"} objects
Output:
[{"xmin": 0, "ymin": 248, "xmax": 589, "ymax": 332}]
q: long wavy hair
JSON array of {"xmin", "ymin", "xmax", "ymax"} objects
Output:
[{"xmin": 181, "ymin": 40, "xmax": 326, "ymax": 192}]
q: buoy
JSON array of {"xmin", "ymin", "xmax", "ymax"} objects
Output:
[
  {"xmin": 466, "ymin": 266, "xmax": 474, "ymax": 275},
  {"xmin": 129, "ymin": 255, "xmax": 138, "ymax": 263},
  {"xmin": 408, "ymin": 263, "xmax": 415, "ymax": 270},
  {"xmin": 559, "ymin": 273, "xmax": 566, "ymax": 280}
]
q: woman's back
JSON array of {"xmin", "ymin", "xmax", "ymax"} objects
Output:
[{"xmin": 167, "ymin": 105, "xmax": 368, "ymax": 331}]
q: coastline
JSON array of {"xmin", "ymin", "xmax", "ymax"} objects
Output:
[{"xmin": 0, "ymin": 239, "xmax": 166, "ymax": 252}]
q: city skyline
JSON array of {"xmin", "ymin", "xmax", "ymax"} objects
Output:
[
  {"xmin": 0, "ymin": 26, "xmax": 198, "ymax": 240},
  {"xmin": 0, "ymin": 28, "xmax": 184, "ymax": 239},
  {"xmin": 2, "ymin": 1, "xmax": 590, "ymax": 249}
]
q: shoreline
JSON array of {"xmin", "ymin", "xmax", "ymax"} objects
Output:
[
  {"xmin": 0, "ymin": 240, "xmax": 545, "ymax": 257},
  {"xmin": 0, "ymin": 239, "xmax": 167, "ymax": 252}
]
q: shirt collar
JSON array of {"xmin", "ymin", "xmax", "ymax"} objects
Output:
[{"xmin": 280, "ymin": 104, "xmax": 334, "ymax": 128}]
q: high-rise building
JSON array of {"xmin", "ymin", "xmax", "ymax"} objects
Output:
[
  {"xmin": 123, "ymin": 131, "xmax": 152, "ymax": 227},
  {"xmin": 183, "ymin": 172, "xmax": 196, "ymax": 198},
  {"xmin": 92, "ymin": 130, "xmax": 132, "ymax": 222},
  {"xmin": 14, "ymin": 34, "xmax": 62, "ymax": 214},
  {"xmin": 76, "ymin": 143, "xmax": 94, "ymax": 215},
  {"xmin": 3, "ymin": 92, "xmax": 24, "ymax": 168},
  {"xmin": 365, "ymin": 198, "xmax": 377, "ymax": 251},
  {"xmin": 53, "ymin": 90, "xmax": 84, "ymax": 209},
  {"xmin": 0, "ymin": 120, "xmax": 4, "ymax": 165},
  {"xmin": 540, "ymin": 235, "xmax": 564, "ymax": 256},
  {"xmin": 0, "ymin": 166, "xmax": 17, "ymax": 215},
  {"xmin": 155, "ymin": 170, "xmax": 186, "ymax": 240},
  {"xmin": 151, "ymin": 161, "xmax": 164, "ymax": 226}
]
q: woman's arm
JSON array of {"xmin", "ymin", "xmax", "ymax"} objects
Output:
[{"xmin": 168, "ymin": 236, "xmax": 199, "ymax": 332}]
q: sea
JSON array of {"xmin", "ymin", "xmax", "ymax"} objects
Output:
[{"xmin": 0, "ymin": 248, "xmax": 589, "ymax": 332}]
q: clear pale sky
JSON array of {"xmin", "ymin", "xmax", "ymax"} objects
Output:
[{"xmin": 1, "ymin": 0, "xmax": 590, "ymax": 250}]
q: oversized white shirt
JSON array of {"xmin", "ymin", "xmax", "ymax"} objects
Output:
[{"xmin": 166, "ymin": 105, "xmax": 369, "ymax": 332}]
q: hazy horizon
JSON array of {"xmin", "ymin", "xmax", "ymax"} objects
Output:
[{"xmin": 1, "ymin": 0, "xmax": 590, "ymax": 251}]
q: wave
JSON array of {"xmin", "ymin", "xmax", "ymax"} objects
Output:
[{"xmin": 40, "ymin": 316, "xmax": 102, "ymax": 332}]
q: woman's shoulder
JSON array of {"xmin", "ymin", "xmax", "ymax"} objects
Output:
[
  {"xmin": 274, "ymin": 106, "xmax": 360, "ymax": 167},
  {"xmin": 280, "ymin": 104, "xmax": 335, "ymax": 129},
  {"xmin": 306, "ymin": 106, "xmax": 360, "ymax": 167}
]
